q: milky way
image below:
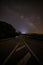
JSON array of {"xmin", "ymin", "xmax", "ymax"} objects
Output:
[{"xmin": 0, "ymin": 1, "xmax": 43, "ymax": 34}]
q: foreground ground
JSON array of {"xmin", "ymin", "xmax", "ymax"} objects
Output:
[{"xmin": 0, "ymin": 35, "xmax": 43, "ymax": 65}]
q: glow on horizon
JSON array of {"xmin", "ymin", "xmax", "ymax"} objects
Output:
[
  {"xmin": 21, "ymin": 31, "xmax": 26, "ymax": 34},
  {"xmin": 21, "ymin": 30, "xmax": 28, "ymax": 34}
]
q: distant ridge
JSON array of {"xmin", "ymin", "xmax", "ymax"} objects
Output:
[{"xmin": 25, "ymin": 33, "xmax": 43, "ymax": 40}]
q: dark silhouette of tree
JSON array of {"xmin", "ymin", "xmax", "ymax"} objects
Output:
[
  {"xmin": 29, "ymin": 33, "xmax": 43, "ymax": 40},
  {"xmin": 16, "ymin": 31, "xmax": 21, "ymax": 36},
  {"xmin": 0, "ymin": 21, "xmax": 16, "ymax": 39}
]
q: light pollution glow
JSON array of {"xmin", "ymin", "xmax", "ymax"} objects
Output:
[{"xmin": 0, "ymin": 1, "xmax": 43, "ymax": 34}]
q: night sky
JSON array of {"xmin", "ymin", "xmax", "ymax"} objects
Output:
[{"xmin": 0, "ymin": 1, "xmax": 43, "ymax": 34}]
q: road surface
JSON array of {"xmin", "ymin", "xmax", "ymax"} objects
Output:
[{"xmin": 0, "ymin": 35, "xmax": 43, "ymax": 65}]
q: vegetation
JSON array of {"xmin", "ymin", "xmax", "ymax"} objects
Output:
[
  {"xmin": 0, "ymin": 21, "xmax": 43, "ymax": 40},
  {"xmin": 0, "ymin": 21, "xmax": 17, "ymax": 39},
  {"xmin": 26, "ymin": 33, "xmax": 43, "ymax": 40}
]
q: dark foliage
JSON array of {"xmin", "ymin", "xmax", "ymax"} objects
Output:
[
  {"xmin": 0, "ymin": 21, "xmax": 16, "ymax": 39},
  {"xmin": 27, "ymin": 33, "xmax": 43, "ymax": 40}
]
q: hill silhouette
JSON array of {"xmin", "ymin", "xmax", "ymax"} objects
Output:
[
  {"xmin": 25, "ymin": 33, "xmax": 43, "ymax": 40},
  {"xmin": 0, "ymin": 21, "xmax": 16, "ymax": 39}
]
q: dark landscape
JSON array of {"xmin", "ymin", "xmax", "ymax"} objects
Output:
[
  {"xmin": 0, "ymin": 21, "xmax": 43, "ymax": 65},
  {"xmin": 0, "ymin": 1, "xmax": 43, "ymax": 65}
]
